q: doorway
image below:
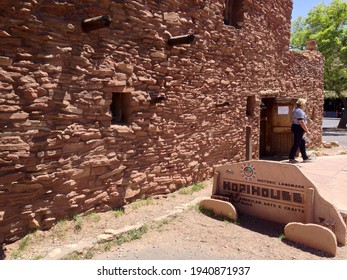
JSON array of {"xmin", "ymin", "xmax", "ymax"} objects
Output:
[{"xmin": 260, "ymin": 98, "xmax": 296, "ymax": 158}]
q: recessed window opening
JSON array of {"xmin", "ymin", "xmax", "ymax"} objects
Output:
[
  {"xmin": 224, "ymin": 0, "xmax": 244, "ymax": 28},
  {"xmin": 110, "ymin": 92, "xmax": 131, "ymax": 125},
  {"xmin": 246, "ymin": 96, "xmax": 256, "ymax": 117}
]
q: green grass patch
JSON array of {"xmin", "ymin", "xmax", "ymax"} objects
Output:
[
  {"xmin": 63, "ymin": 224, "xmax": 149, "ymax": 259},
  {"xmin": 116, "ymin": 225, "xmax": 148, "ymax": 245},
  {"xmin": 154, "ymin": 214, "xmax": 179, "ymax": 232},
  {"xmin": 103, "ymin": 241, "xmax": 114, "ymax": 252},
  {"xmin": 279, "ymin": 233, "xmax": 286, "ymax": 241},
  {"xmin": 195, "ymin": 203, "xmax": 237, "ymax": 224},
  {"xmin": 11, "ymin": 234, "xmax": 32, "ymax": 259},
  {"xmin": 85, "ymin": 249, "xmax": 94, "ymax": 259},
  {"xmin": 179, "ymin": 182, "xmax": 206, "ymax": 195},
  {"xmin": 84, "ymin": 212, "xmax": 101, "ymax": 223},
  {"xmin": 113, "ymin": 208, "xmax": 124, "ymax": 218},
  {"xmin": 18, "ymin": 234, "xmax": 31, "ymax": 251},
  {"xmin": 62, "ymin": 251, "xmax": 83, "ymax": 260},
  {"xmin": 131, "ymin": 198, "xmax": 154, "ymax": 210},
  {"xmin": 95, "ymin": 225, "xmax": 150, "ymax": 249},
  {"xmin": 194, "ymin": 204, "xmax": 214, "ymax": 216},
  {"xmin": 11, "ymin": 251, "xmax": 22, "ymax": 260},
  {"xmin": 73, "ymin": 215, "xmax": 83, "ymax": 232},
  {"xmin": 62, "ymin": 248, "xmax": 94, "ymax": 260},
  {"xmin": 53, "ymin": 219, "xmax": 68, "ymax": 240}
]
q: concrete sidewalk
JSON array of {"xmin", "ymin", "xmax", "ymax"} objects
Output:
[
  {"xmin": 322, "ymin": 117, "xmax": 347, "ymax": 146},
  {"xmin": 296, "ymin": 155, "xmax": 347, "ymax": 213}
]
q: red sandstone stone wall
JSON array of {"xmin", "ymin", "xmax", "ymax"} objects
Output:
[{"xmin": 0, "ymin": 0, "xmax": 324, "ymax": 243}]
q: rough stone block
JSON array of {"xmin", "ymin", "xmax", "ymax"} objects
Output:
[
  {"xmin": 284, "ymin": 222, "xmax": 337, "ymax": 256},
  {"xmin": 62, "ymin": 142, "xmax": 85, "ymax": 153},
  {"xmin": 115, "ymin": 62, "xmax": 134, "ymax": 74},
  {"xmin": 97, "ymin": 233, "xmax": 114, "ymax": 243},
  {"xmin": 200, "ymin": 198, "xmax": 238, "ymax": 221},
  {"xmin": 0, "ymin": 56, "xmax": 11, "ymax": 66},
  {"xmin": 9, "ymin": 183, "xmax": 44, "ymax": 193},
  {"xmin": 1, "ymin": 172, "xmax": 25, "ymax": 185},
  {"xmin": 98, "ymin": 165, "xmax": 126, "ymax": 179}
]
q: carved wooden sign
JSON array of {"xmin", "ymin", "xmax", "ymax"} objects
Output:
[{"xmin": 211, "ymin": 160, "xmax": 346, "ymax": 246}]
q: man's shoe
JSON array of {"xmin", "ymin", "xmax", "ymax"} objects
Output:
[
  {"xmin": 303, "ymin": 157, "xmax": 314, "ymax": 162},
  {"xmin": 288, "ymin": 159, "xmax": 299, "ymax": 163}
]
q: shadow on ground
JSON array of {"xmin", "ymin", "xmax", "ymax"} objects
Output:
[
  {"xmin": 237, "ymin": 214, "xmax": 285, "ymax": 238},
  {"xmin": 281, "ymin": 239, "xmax": 334, "ymax": 259},
  {"xmin": 236, "ymin": 214, "xmax": 335, "ymax": 259},
  {"xmin": 322, "ymin": 127, "xmax": 347, "ymax": 136}
]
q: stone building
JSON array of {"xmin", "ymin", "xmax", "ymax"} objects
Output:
[{"xmin": 0, "ymin": 0, "xmax": 324, "ymax": 244}]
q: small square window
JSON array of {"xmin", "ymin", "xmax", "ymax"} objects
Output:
[
  {"xmin": 110, "ymin": 92, "xmax": 131, "ymax": 124},
  {"xmin": 224, "ymin": 0, "xmax": 244, "ymax": 28}
]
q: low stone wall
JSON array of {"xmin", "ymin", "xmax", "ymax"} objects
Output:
[{"xmin": 0, "ymin": 0, "xmax": 324, "ymax": 243}]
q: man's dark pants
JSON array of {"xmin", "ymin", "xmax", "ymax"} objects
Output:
[{"xmin": 289, "ymin": 124, "xmax": 308, "ymax": 160}]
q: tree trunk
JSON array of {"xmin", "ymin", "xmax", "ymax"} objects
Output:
[{"xmin": 337, "ymin": 96, "xmax": 347, "ymax": 128}]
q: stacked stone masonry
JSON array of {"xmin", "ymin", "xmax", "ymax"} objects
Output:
[{"xmin": 0, "ymin": 0, "xmax": 324, "ymax": 243}]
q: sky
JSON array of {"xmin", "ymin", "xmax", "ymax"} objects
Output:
[{"xmin": 291, "ymin": 0, "xmax": 334, "ymax": 21}]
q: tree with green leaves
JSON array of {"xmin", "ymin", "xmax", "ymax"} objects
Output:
[{"xmin": 291, "ymin": 0, "xmax": 347, "ymax": 128}]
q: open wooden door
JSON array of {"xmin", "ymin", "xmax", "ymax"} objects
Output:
[
  {"xmin": 271, "ymin": 98, "xmax": 296, "ymax": 155},
  {"xmin": 260, "ymin": 98, "xmax": 296, "ymax": 157}
]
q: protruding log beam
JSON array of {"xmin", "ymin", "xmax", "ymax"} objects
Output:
[
  {"xmin": 82, "ymin": 15, "xmax": 112, "ymax": 33},
  {"xmin": 167, "ymin": 34, "xmax": 195, "ymax": 46}
]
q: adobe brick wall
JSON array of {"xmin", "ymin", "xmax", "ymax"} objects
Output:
[{"xmin": 0, "ymin": 0, "xmax": 324, "ymax": 243}]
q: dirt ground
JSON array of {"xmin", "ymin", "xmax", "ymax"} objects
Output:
[{"xmin": 2, "ymin": 145, "xmax": 347, "ymax": 260}]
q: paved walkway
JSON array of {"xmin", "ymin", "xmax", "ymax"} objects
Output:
[
  {"xmin": 322, "ymin": 117, "xmax": 347, "ymax": 146},
  {"xmin": 296, "ymin": 155, "xmax": 347, "ymax": 213}
]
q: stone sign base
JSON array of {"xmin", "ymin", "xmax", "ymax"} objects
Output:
[
  {"xmin": 200, "ymin": 159, "xmax": 347, "ymax": 256},
  {"xmin": 200, "ymin": 199, "xmax": 238, "ymax": 221},
  {"xmin": 284, "ymin": 222, "xmax": 337, "ymax": 256}
]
